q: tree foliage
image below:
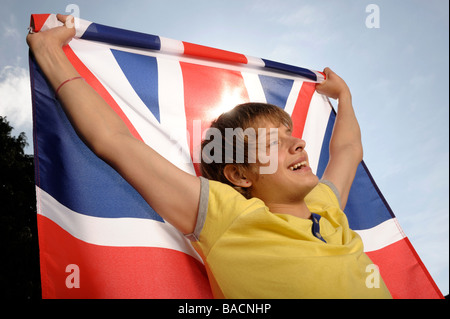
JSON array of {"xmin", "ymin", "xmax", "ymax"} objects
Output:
[{"xmin": 0, "ymin": 116, "xmax": 40, "ymax": 299}]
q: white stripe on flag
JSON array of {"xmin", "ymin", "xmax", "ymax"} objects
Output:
[
  {"xmin": 36, "ymin": 186, "xmax": 203, "ymax": 262},
  {"xmin": 283, "ymin": 80, "xmax": 303, "ymax": 116},
  {"xmin": 245, "ymin": 55, "xmax": 266, "ymax": 68},
  {"xmin": 159, "ymin": 36, "xmax": 184, "ymax": 55},
  {"xmin": 157, "ymin": 57, "xmax": 196, "ymax": 174},
  {"xmin": 355, "ymin": 218, "xmax": 406, "ymax": 252},
  {"xmin": 299, "ymin": 92, "xmax": 331, "ymax": 175},
  {"xmin": 241, "ymin": 72, "xmax": 267, "ymax": 103}
]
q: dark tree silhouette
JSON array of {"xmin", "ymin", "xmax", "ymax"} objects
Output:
[{"xmin": 0, "ymin": 116, "xmax": 40, "ymax": 299}]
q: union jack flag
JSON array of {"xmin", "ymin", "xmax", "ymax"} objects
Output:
[{"xmin": 29, "ymin": 13, "xmax": 443, "ymax": 299}]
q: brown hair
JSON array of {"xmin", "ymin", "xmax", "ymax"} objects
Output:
[{"xmin": 200, "ymin": 102, "xmax": 292, "ymax": 198}]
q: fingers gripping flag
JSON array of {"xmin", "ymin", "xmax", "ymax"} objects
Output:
[{"xmin": 29, "ymin": 14, "xmax": 443, "ymax": 299}]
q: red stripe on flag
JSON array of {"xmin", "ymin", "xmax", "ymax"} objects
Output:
[
  {"xmin": 62, "ymin": 45, "xmax": 144, "ymax": 142},
  {"xmin": 30, "ymin": 14, "xmax": 51, "ymax": 32},
  {"xmin": 366, "ymin": 238, "xmax": 444, "ymax": 299},
  {"xmin": 37, "ymin": 214, "xmax": 213, "ymax": 299},
  {"xmin": 290, "ymin": 82, "xmax": 316, "ymax": 139},
  {"xmin": 180, "ymin": 62, "xmax": 250, "ymax": 176},
  {"xmin": 183, "ymin": 42, "xmax": 248, "ymax": 65}
]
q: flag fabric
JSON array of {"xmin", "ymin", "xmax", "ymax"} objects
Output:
[{"xmin": 29, "ymin": 14, "xmax": 443, "ymax": 299}]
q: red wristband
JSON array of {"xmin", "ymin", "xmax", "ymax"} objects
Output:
[{"xmin": 55, "ymin": 76, "xmax": 85, "ymax": 97}]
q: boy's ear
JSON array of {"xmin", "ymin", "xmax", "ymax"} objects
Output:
[{"xmin": 223, "ymin": 164, "xmax": 252, "ymax": 188}]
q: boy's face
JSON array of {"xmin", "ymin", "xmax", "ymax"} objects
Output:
[{"xmin": 245, "ymin": 121, "xmax": 319, "ymax": 205}]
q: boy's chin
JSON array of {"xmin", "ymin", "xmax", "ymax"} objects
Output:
[
  {"xmin": 301, "ymin": 175, "xmax": 320, "ymax": 194},
  {"xmin": 303, "ymin": 173, "xmax": 319, "ymax": 185}
]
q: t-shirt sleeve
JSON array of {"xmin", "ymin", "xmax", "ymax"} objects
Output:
[
  {"xmin": 185, "ymin": 177, "xmax": 266, "ymax": 248},
  {"xmin": 185, "ymin": 176, "xmax": 248, "ymax": 242},
  {"xmin": 184, "ymin": 176, "xmax": 210, "ymax": 242},
  {"xmin": 319, "ymin": 179, "xmax": 341, "ymax": 208}
]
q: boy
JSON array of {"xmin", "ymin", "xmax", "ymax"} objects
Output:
[{"xmin": 27, "ymin": 14, "xmax": 392, "ymax": 298}]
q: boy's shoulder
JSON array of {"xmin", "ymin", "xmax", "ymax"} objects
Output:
[{"xmin": 305, "ymin": 180, "xmax": 341, "ymax": 211}]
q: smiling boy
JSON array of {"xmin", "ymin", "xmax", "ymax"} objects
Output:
[
  {"xmin": 27, "ymin": 14, "xmax": 392, "ymax": 298},
  {"xmin": 193, "ymin": 102, "xmax": 391, "ymax": 298}
]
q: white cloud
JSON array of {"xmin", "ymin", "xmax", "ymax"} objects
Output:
[
  {"xmin": 1, "ymin": 12, "xmax": 19, "ymax": 37},
  {"xmin": 4, "ymin": 26, "xmax": 20, "ymax": 39},
  {"xmin": 0, "ymin": 65, "xmax": 33, "ymax": 153}
]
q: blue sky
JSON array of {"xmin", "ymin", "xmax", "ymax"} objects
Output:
[{"xmin": 1, "ymin": 0, "xmax": 448, "ymax": 296}]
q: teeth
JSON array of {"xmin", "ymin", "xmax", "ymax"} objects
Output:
[{"xmin": 289, "ymin": 161, "xmax": 307, "ymax": 171}]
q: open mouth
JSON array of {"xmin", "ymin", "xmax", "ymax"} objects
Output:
[{"xmin": 288, "ymin": 161, "xmax": 308, "ymax": 171}]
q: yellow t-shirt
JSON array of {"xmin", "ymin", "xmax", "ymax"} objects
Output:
[{"xmin": 189, "ymin": 177, "xmax": 392, "ymax": 299}]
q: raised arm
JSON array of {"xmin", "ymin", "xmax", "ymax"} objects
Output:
[
  {"xmin": 315, "ymin": 68, "xmax": 363, "ymax": 209},
  {"xmin": 27, "ymin": 15, "xmax": 200, "ymax": 234}
]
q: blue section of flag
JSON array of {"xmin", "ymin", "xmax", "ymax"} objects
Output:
[
  {"xmin": 258, "ymin": 75, "xmax": 293, "ymax": 109},
  {"xmin": 344, "ymin": 162, "xmax": 395, "ymax": 230},
  {"xmin": 31, "ymin": 57, "xmax": 162, "ymax": 221},
  {"xmin": 316, "ymin": 111, "xmax": 334, "ymax": 179},
  {"xmin": 262, "ymin": 59, "xmax": 317, "ymax": 81},
  {"xmin": 82, "ymin": 23, "xmax": 161, "ymax": 51},
  {"xmin": 316, "ymin": 110, "xmax": 393, "ymax": 230},
  {"xmin": 111, "ymin": 49, "xmax": 161, "ymax": 122}
]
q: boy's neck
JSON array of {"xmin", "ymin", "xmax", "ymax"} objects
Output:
[{"xmin": 267, "ymin": 200, "xmax": 311, "ymax": 219}]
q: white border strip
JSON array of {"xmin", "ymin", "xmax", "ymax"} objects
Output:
[
  {"xmin": 36, "ymin": 186, "xmax": 203, "ymax": 262},
  {"xmin": 69, "ymin": 36, "xmax": 318, "ymax": 83},
  {"xmin": 355, "ymin": 218, "xmax": 405, "ymax": 252},
  {"xmin": 40, "ymin": 14, "xmax": 320, "ymax": 83}
]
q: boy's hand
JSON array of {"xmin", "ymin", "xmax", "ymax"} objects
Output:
[
  {"xmin": 27, "ymin": 14, "xmax": 76, "ymax": 54},
  {"xmin": 315, "ymin": 67, "xmax": 351, "ymax": 100}
]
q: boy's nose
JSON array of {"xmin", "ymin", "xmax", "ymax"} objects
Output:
[{"xmin": 289, "ymin": 137, "xmax": 306, "ymax": 153}]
